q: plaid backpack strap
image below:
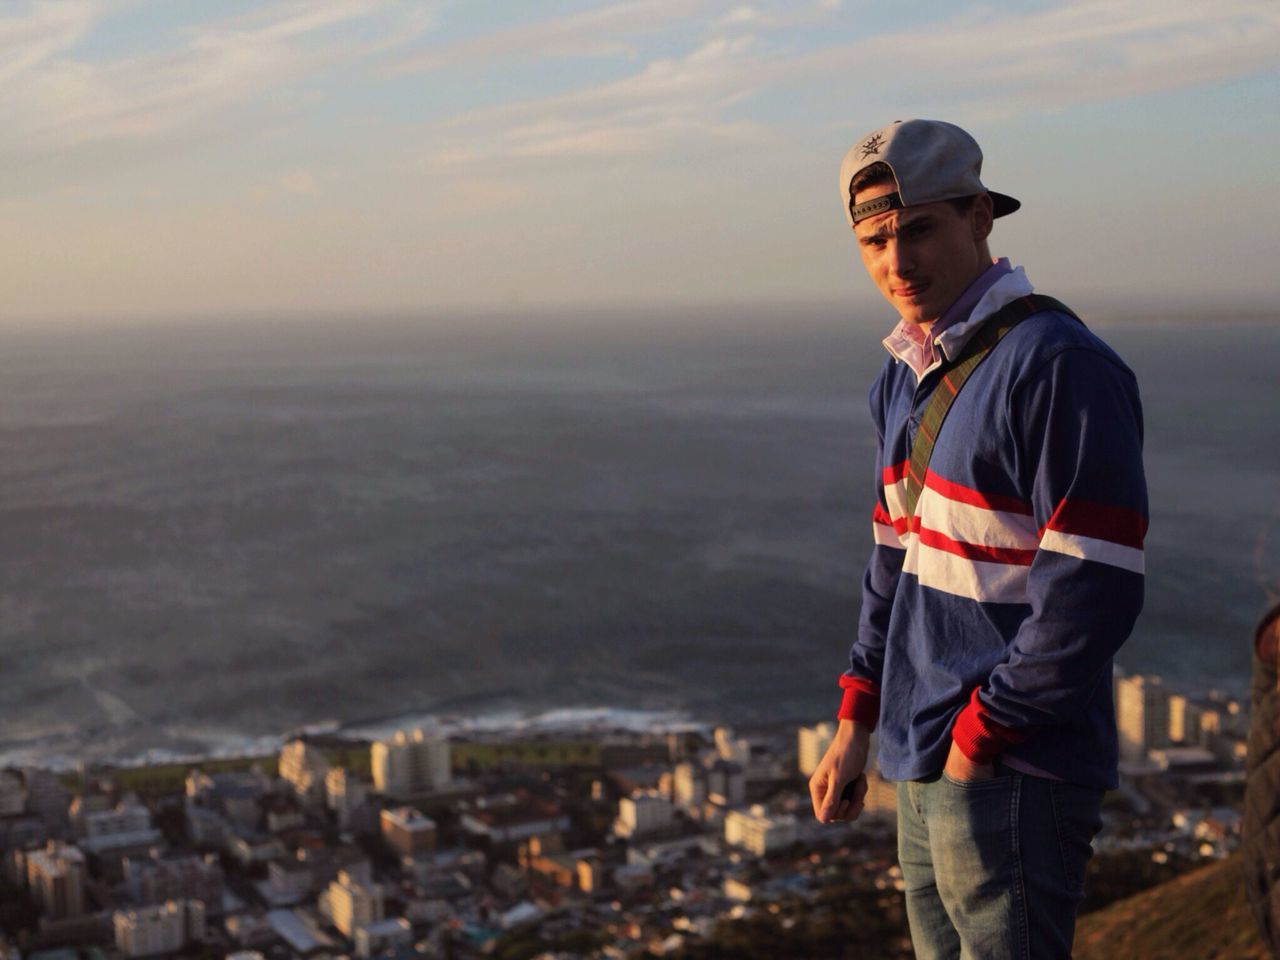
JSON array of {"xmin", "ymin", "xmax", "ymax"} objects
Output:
[{"xmin": 901, "ymin": 294, "xmax": 1078, "ymax": 520}]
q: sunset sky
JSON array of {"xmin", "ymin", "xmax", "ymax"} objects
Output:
[{"xmin": 2, "ymin": 0, "xmax": 1277, "ymax": 323}]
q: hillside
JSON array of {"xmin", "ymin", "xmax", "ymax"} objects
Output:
[{"xmin": 1074, "ymin": 853, "xmax": 1270, "ymax": 960}]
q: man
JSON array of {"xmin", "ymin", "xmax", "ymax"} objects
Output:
[{"xmin": 808, "ymin": 119, "xmax": 1147, "ymax": 959}]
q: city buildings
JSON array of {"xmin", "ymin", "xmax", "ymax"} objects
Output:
[
  {"xmin": 278, "ymin": 739, "xmax": 331, "ymax": 806},
  {"xmin": 380, "ymin": 806, "xmax": 437, "ymax": 858},
  {"xmin": 724, "ymin": 805, "xmax": 798, "ymax": 856},
  {"xmin": 122, "ymin": 851, "xmax": 224, "ymax": 913},
  {"xmin": 371, "ymin": 729, "xmax": 451, "ymax": 797},
  {"xmin": 319, "ymin": 869, "xmax": 385, "ymax": 938},
  {"xmin": 0, "ymin": 675, "xmax": 1255, "ymax": 959},
  {"xmin": 614, "ymin": 790, "xmax": 675, "ymax": 840},
  {"xmin": 113, "ymin": 900, "xmax": 205, "ymax": 957},
  {"xmin": 26, "ymin": 841, "xmax": 87, "ymax": 921},
  {"xmin": 353, "ymin": 917, "xmax": 413, "ymax": 959},
  {"xmin": 459, "ymin": 791, "xmax": 571, "ymax": 845},
  {"xmin": 1117, "ymin": 673, "xmax": 1171, "ymax": 763},
  {"xmin": 797, "ymin": 722, "xmax": 836, "ymax": 778},
  {"xmin": 324, "ymin": 766, "xmax": 368, "ymax": 827}
]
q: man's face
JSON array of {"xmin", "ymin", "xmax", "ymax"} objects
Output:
[{"xmin": 852, "ymin": 180, "xmax": 994, "ymax": 326}]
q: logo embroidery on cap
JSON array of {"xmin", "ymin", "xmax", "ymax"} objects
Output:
[{"xmin": 859, "ymin": 132, "xmax": 885, "ymax": 159}]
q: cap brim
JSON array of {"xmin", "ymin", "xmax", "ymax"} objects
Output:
[{"xmin": 990, "ymin": 191, "xmax": 1020, "ymax": 218}]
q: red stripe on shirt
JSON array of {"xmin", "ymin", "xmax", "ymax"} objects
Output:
[
  {"xmin": 882, "ymin": 460, "xmax": 910, "ymax": 484},
  {"xmin": 1041, "ymin": 498, "xmax": 1148, "ymax": 550},
  {"xmin": 922, "ymin": 470, "xmax": 1033, "ymax": 516},
  {"xmin": 915, "ymin": 525, "xmax": 1038, "ymax": 566}
]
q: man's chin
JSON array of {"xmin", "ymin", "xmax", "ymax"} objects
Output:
[{"xmin": 898, "ymin": 308, "xmax": 938, "ymax": 327}]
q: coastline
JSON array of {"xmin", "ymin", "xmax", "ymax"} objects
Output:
[{"xmin": 0, "ymin": 705, "xmax": 711, "ymax": 774}]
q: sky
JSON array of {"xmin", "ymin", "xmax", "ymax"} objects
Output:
[{"xmin": 1, "ymin": 0, "xmax": 1278, "ymax": 323}]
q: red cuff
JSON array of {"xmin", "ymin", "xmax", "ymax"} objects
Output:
[
  {"xmin": 950, "ymin": 687, "xmax": 1027, "ymax": 765},
  {"xmin": 837, "ymin": 675, "xmax": 880, "ymax": 729}
]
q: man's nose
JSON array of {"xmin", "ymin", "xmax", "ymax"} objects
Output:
[{"xmin": 889, "ymin": 241, "xmax": 915, "ymax": 277}]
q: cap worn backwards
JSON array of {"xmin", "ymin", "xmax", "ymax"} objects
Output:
[{"xmin": 839, "ymin": 118, "xmax": 1021, "ymax": 227}]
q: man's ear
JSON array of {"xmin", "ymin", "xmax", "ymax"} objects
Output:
[{"xmin": 971, "ymin": 192, "xmax": 995, "ymax": 243}]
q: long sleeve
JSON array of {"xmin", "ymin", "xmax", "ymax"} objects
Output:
[
  {"xmin": 952, "ymin": 345, "xmax": 1147, "ymax": 761},
  {"xmin": 838, "ymin": 370, "xmax": 906, "ymax": 727}
]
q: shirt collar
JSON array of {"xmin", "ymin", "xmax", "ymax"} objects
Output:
[
  {"xmin": 881, "ymin": 258, "xmax": 1024, "ymax": 374},
  {"xmin": 933, "ymin": 258, "xmax": 1014, "ymax": 341}
]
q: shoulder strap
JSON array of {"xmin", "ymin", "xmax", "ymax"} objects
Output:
[{"xmin": 902, "ymin": 294, "xmax": 1078, "ymax": 520}]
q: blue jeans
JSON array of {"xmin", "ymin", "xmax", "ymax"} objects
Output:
[{"xmin": 896, "ymin": 765, "xmax": 1104, "ymax": 960}]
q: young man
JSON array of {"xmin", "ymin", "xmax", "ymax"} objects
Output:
[{"xmin": 808, "ymin": 119, "xmax": 1147, "ymax": 959}]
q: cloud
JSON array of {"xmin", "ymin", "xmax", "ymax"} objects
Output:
[
  {"xmin": 393, "ymin": 0, "xmax": 713, "ymax": 73},
  {"xmin": 426, "ymin": 33, "xmax": 769, "ymax": 168},
  {"xmin": 0, "ymin": 0, "xmax": 429, "ymax": 164},
  {"xmin": 778, "ymin": 0, "xmax": 1280, "ymax": 118},
  {"xmin": 720, "ymin": 6, "xmax": 758, "ymax": 26},
  {"xmin": 443, "ymin": 177, "xmax": 533, "ymax": 215},
  {"xmin": 0, "ymin": 0, "xmax": 102, "ymax": 86},
  {"xmin": 411, "ymin": 0, "xmax": 1279, "ymax": 218},
  {"xmin": 279, "ymin": 170, "xmax": 322, "ymax": 195}
]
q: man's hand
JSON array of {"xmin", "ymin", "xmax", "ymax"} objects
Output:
[
  {"xmin": 943, "ymin": 738, "xmax": 995, "ymax": 782},
  {"xmin": 809, "ymin": 720, "xmax": 871, "ymax": 823}
]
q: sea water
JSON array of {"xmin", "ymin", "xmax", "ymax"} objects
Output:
[{"xmin": 0, "ymin": 307, "xmax": 1275, "ymax": 766}]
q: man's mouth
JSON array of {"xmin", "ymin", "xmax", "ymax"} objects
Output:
[{"xmin": 893, "ymin": 283, "xmax": 929, "ymax": 298}]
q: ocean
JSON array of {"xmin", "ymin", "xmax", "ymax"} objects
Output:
[{"xmin": 0, "ymin": 307, "xmax": 1277, "ymax": 767}]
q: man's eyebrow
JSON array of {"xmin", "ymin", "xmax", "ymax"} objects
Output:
[
  {"xmin": 898, "ymin": 213, "xmax": 935, "ymax": 231},
  {"xmin": 861, "ymin": 213, "xmax": 935, "ymax": 240}
]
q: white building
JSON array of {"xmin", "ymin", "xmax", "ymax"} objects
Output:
[
  {"xmin": 320, "ymin": 869, "xmax": 385, "ymax": 938},
  {"xmin": 797, "ymin": 723, "xmax": 836, "ymax": 777},
  {"xmin": 325, "ymin": 767, "xmax": 368, "ymax": 825},
  {"xmin": 85, "ymin": 795, "xmax": 153, "ymax": 838},
  {"xmin": 1167, "ymin": 693, "xmax": 1201, "ymax": 745},
  {"xmin": 714, "ymin": 727, "xmax": 751, "ymax": 766},
  {"xmin": 227, "ymin": 833, "xmax": 286, "ymax": 869},
  {"xmin": 27, "ymin": 841, "xmax": 87, "ymax": 920},
  {"xmin": 80, "ymin": 795, "xmax": 164, "ymax": 856},
  {"xmin": 459, "ymin": 801, "xmax": 570, "ymax": 845},
  {"xmin": 262, "ymin": 859, "xmax": 314, "ymax": 907},
  {"xmin": 278, "ymin": 740, "xmax": 331, "ymax": 805},
  {"xmin": 614, "ymin": 790, "xmax": 675, "ymax": 840},
  {"xmin": 113, "ymin": 900, "xmax": 206, "ymax": 957},
  {"xmin": 672, "ymin": 762, "xmax": 707, "ymax": 812},
  {"xmin": 354, "ymin": 917, "xmax": 413, "ymax": 959},
  {"xmin": 1116, "ymin": 674, "xmax": 1170, "ymax": 762},
  {"xmin": 724, "ymin": 805, "xmax": 798, "ymax": 856},
  {"xmin": 371, "ymin": 729, "xmax": 451, "ymax": 796}
]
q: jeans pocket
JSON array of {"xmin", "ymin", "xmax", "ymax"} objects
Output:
[{"xmin": 931, "ymin": 772, "xmax": 1020, "ymax": 909}]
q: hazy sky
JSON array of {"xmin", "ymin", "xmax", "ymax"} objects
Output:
[{"xmin": 2, "ymin": 0, "xmax": 1278, "ymax": 323}]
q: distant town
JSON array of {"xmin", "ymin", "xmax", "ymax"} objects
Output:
[{"xmin": 0, "ymin": 666, "xmax": 1253, "ymax": 960}]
